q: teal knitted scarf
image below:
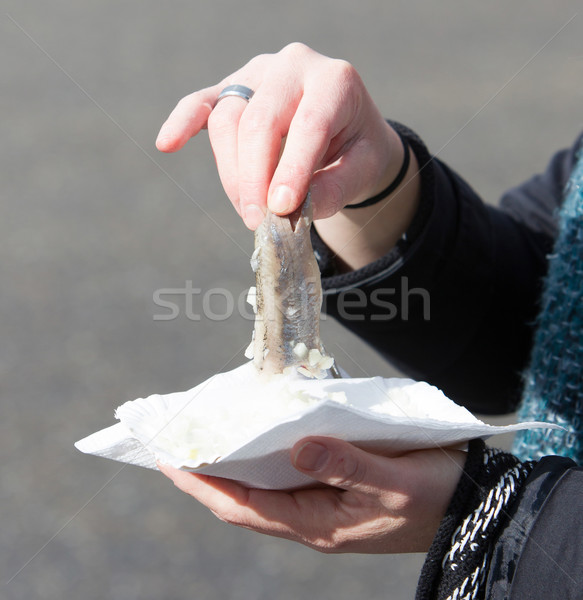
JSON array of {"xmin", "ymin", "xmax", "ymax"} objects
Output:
[{"xmin": 512, "ymin": 150, "xmax": 583, "ymax": 463}]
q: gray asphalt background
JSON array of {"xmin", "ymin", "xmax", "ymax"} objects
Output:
[{"xmin": 2, "ymin": 2, "xmax": 582, "ymax": 599}]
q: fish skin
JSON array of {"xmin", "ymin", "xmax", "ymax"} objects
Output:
[{"xmin": 251, "ymin": 194, "xmax": 331, "ymax": 378}]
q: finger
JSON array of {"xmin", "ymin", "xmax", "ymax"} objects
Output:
[
  {"xmin": 157, "ymin": 460, "xmax": 393, "ymax": 553},
  {"xmin": 235, "ymin": 82, "xmax": 301, "ymax": 227},
  {"xmin": 156, "ymin": 85, "xmax": 222, "ymax": 153},
  {"xmin": 157, "ymin": 462, "xmax": 323, "ymax": 539},
  {"xmin": 267, "ymin": 61, "xmax": 360, "ymax": 216},
  {"xmin": 291, "ymin": 437, "xmax": 396, "ymax": 497},
  {"xmin": 207, "ymin": 95, "xmax": 250, "ymax": 217},
  {"xmin": 158, "ymin": 462, "xmax": 252, "ymax": 513}
]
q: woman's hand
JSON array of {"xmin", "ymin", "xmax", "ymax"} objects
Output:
[
  {"xmin": 158, "ymin": 437, "xmax": 465, "ymax": 554},
  {"xmin": 156, "ymin": 43, "xmax": 412, "ymax": 233}
]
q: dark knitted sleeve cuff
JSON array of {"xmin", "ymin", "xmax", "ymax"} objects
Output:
[{"xmin": 415, "ymin": 440, "xmax": 536, "ymax": 600}]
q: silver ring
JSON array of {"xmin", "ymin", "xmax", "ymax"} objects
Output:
[{"xmin": 216, "ymin": 84, "xmax": 255, "ymax": 104}]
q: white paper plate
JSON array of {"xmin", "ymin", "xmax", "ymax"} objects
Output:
[{"xmin": 75, "ymin": 362, "xmax": 559, "ymax": 489}]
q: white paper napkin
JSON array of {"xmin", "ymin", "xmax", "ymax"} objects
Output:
[{"xmin": 75, "ymin": 362, "xmax": 558, "ymax": 489}]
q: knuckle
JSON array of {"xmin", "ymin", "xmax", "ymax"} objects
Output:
[
  {"xmin": 330, "ymin": 451, "xmax": 367, "ymax": 488},
  {"xmin": 330, "ymin": 58, "xmax": 358, "ymax": 83},
  {"xmin": 304, "ymin": 533, "xmax": 337, "ymax": 554},
  {"xmin": 328, "ymin": 529, "xmax": 352, "ymax": 552},
  {"xmin": 306, "ymin": 530, "xmax": 350, "ymax": 554},
  {"xmin": 325, "ymin": 179, "xmax": 346, "ymax": 209},
  {"xmin": 245, "ymin": 52, "xmax": 272, "ymax": 72},
  {"xmin": 295, "ymin": 107, "xmax": 332, "ymax": 137},
  {"xmin": 311, "ymin": 540, "xmax": 337, "ymax": 554},
  {"xmin": 313, "ymin": 178, "xmax": 345, "ymax": 217},
  {"xmin": 212, "ymin": 507, "xmax": 244, "ymax": 527},
  {"xmin": 280, "ymin": 41, "xmax": 310, "ymax": 57},
  {"xmin": 327, "ymin": 59, "xmax": 363, "ymax": 108}
]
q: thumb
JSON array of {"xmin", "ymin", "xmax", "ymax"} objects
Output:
[{"xmin": 292, "ymin": 437, "xmax": 391, "ymax": 496}]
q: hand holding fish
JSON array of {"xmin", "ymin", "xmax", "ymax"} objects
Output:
[
  {"xmin": 159, "ymin": 436, "xmax": 466, "ymax": 554},
  {"xmin": 156, "ymin": 43, "xmax": 420, "ymax": 268},
  {"xmin": 153, "ymin": 42, "xmax": 458, "ymax": 555}
]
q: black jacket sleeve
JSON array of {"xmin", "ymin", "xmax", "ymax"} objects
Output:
[
  {"xmin": 485, "ymin": 457, "xmax": 583, "ymax": 599},
  {"xmin": 315, "ymin": 124, "xmax": 582, "ymax": 414},
  {"xmin": 416, "ymin": 441, "xmax": 582, "ymax": 600}
]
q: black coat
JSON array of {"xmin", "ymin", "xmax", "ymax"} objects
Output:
[{"xmin": 314, "ymin": 126, "xmax": 583, "ymax": 598}]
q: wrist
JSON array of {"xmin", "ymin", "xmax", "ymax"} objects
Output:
[{"xmin": 344, "ymin": 125, "xmax": 411, "ymax": 210}]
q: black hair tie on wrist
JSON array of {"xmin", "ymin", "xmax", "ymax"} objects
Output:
[{"xmin": 344, "ymin": 130, "xmax": 411, "ymax": 210}]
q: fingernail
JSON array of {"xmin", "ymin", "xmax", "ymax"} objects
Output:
[
  {"xmin": 242, "ymin": 204, "xmax": 265, "ymax": 230},
  {"xmin": 268, "ymin": 186, "xmax": 292, "ymax": 214},
  {"xmin": 294, "ymin": 442, "xmax": 330, "ymax": 472}
]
